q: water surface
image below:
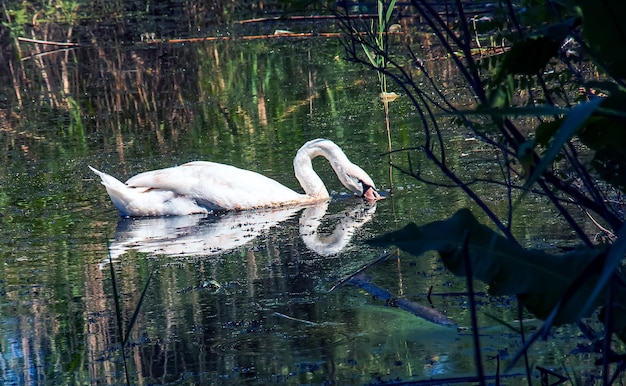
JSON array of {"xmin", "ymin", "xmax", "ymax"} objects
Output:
[{"xmin": 0, "ymin": 37, "xmax": 597, "ymax": 384}]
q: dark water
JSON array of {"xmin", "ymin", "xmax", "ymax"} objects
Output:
[{"xmin": 0, "ymin": 37, "xmax": 598, "ymax": 385}]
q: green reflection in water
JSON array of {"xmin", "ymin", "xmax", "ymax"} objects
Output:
[{"xmin": 0, "ymin": 37, "xmax": 597, "ymax": 384}]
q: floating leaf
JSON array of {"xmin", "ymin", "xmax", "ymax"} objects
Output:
[{"xmin": 379, "ymin": 91, "xmax": 400, "ymax": 102}]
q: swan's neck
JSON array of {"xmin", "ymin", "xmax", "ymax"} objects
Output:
[{"xmin": 293, "ymin": 140, "xmax": 351, "ymax": 199}]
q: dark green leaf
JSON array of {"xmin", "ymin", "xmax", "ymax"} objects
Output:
[
  {"xmin": 487, "ymin": 74, "xmax": 514, "ymax": 108},
  {"xmin": 501, "ymin": 36, "xmax": 561, "ymax": 76},
  {"xmin": 575, "ymin": 0, "xmax": 626, "ymax": 80},
  {"xmin": 535, "ymin": 119, "xmax": 562, "ymax": 147},
  {"xmin": 534, "ymin": 17, "xmax": 580, "ymax": 43}
]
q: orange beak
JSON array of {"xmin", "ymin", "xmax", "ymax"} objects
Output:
[{"xmin": 363, "ymin": 186, "xmax": 382, "ymax": 201}]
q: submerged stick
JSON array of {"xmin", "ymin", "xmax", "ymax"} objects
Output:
[{"xmin": 347, "ymin": 273, "xmax": 457, "ymax": 327}]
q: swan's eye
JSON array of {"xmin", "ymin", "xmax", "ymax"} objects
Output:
[{"xmin": 358, "ymin": 179, "xmax": 373, "ymax": 195}]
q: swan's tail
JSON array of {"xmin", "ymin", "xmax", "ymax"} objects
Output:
[{"xmin": 89, "ymin": 166, "xmax": 135, "ymax": 216}]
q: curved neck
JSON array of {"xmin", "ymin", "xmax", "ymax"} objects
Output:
[{"xmin": 293, "ymin": 140, "xmax": 350, "ymax": 199}]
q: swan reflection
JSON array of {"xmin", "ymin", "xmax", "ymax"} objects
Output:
[
  {"xmin": 107, "ymin": 201, "xmax": 376, "ymax": 261},
  {"xmin": 299, "ymin": 202, "xmax": 376, "ymax": 256}
]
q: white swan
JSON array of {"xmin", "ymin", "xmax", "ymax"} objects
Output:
[{"xmin": 90, "ymin": 138, "xmax": 381, "ymax": 217}]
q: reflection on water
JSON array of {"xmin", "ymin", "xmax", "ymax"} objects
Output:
[
  {"xmin": 109, "ymin": 206, "xmax": 302, "ymax": 259},
  {"xmin": 299, "ymin": 201, "xmax": 377, "ymax": 256},
  {"xmin": 109, "ymin": 201, "xmax": 376, "ymax": 262},
  {"xmin": 0, "ymin": 27, "xmax": 602, "ymax": 385}
]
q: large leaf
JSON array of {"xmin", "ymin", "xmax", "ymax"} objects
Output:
[
  {"xmin": 493, "ymin": 17, "xmax": 578, "ymax": 84},
  {"xmin": 369, "ymin": 209, "xmax": 626, "ymax": 336},
  {"xmin": 500, "ymin": 36, "xmax": 561, "ymax": 76},
  {"xmin": 575, "ymin": 0, "xmax": 626, "ymax": 80}
]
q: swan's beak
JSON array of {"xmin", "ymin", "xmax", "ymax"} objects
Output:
[{"xmin": 363, "ymin": 186, "xmax": 382, "ymax": 201}]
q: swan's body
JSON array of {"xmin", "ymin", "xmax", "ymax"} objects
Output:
[{"xmin": 90, "ymin": 138, "xmax": 380, "ymax": 217}]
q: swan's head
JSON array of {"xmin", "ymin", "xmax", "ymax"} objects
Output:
[
  {"xmin": 340, "ymin": 164, "xmax": 382, "ymax": 202},
  {"xmin": 295, "ymin": 138, "xmax": 382, "ymax": 201}
]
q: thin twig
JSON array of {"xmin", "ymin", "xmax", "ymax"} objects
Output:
[
  {"xmin": 518, "ymin": 301, "xmax": 532, "ymax": 386},
  {"xmin": 583, "ymin": 209, "xmax": 616, "ymax": 241},
  {"xmin": 328, "ymin": 251, "xmax": 394, "ymax": 292},
  {"xmin": 461, "ymin": 231, "xmax": 486, "ymax": 385},
  {"xmin": 20, "ymin": 47, "xmax": 78, "ymax": 61},
  {"xmin": 17, "ymin": 37, "xmax": 80, "ymax": 46},
  {"xmin": 236, "ymin": 14, "xmax": 379, "ymax": 24},
  {"xmin": 161, "ymin": 31, "xmax": 402, "ymax": 44},
  {"xmin": 273, "ymin": 312, "xmax": 318, "ymax": 326}
]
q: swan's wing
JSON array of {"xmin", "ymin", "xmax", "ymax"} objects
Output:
[{"xmin": 125, "ymin": 161, "xmax": 304, "ymax": 210}]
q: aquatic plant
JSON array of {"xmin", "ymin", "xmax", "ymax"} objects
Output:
[
  {"xmin": 339, "ymin": 0, "xmax": 398, "ymax": 184},
  {"xmin": 333, "ymin": 0, "xmax": 626, "ymax": 383}
]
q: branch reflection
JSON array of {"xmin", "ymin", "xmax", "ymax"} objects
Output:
[{"xmin": 107, "ymin": 201, "xmax": 377, "ymax": 261}]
